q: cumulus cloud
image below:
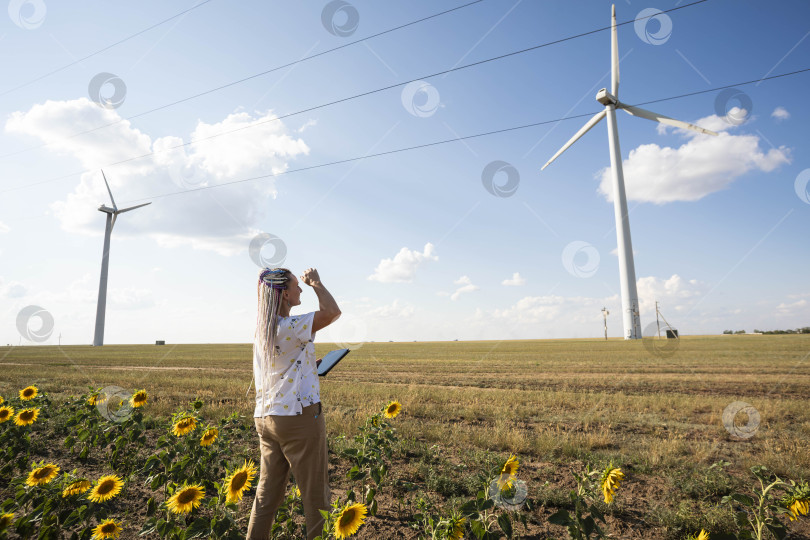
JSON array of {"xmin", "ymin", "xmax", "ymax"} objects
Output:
[
  {"xmin": 5, "ymin": 98, "xmax": 310, "ymax": 255},
  {"xmin": 599, "ymin": 111, "xmax": 790, "ymax": 204},
  {"xmin": 776, "ymin": 299, "xmax": 807, "ymax": 315},
  {"xmin": 0, "ymin": 221, "xmax": 10, "ymax": 233},
  {"xmin": 502, "ymin": 272, "xmax": 526, "ymax": 286},
  {"xmin": 489, "ymin": 274, "xmax": 707, "ymax": 337},
  {"xmin": 1, "ymin": 278, "xmax": 27, "ymax": 298},
  {"xmin": 635, "ymin": 274, "xmax": 706, "ymax": 314},
  {"xmin": 771, "ymin": 107, "xmax": 790, "ymax": 121},
  {"xmin": 367, "ymin": 243, "xmax": 437, "ymax": 283},
  {"xmin": 448, "ymin": 275, "xmax": 479, "ymax": 301},
  {"xmin": 367, "ymin": 299, "xmax": 415, "ymax": 318}
]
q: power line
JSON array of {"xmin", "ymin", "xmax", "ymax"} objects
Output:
[
  {"xmin": 115, "ymin": 66, "xmax": 810, "ymax": 205},
  {"xmin": 0, "ymin": 0, "xmax": 486, "ymax": 160},
  {"xmin": 5, "ymin": 65, "xmax": 807, "ymax": 199},
  {"xmin": 0, "ymin": 0, "xmax": 707, "ymax": 163},
  {"xmin": 0, "ymin": 0, "xmax": 216, "ymax": 97}
]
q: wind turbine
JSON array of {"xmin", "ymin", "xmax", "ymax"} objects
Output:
[
  {"xmin": 541, "ymin": 5, "xmax": 717, "ymax": 340},
  {"xmin": 93, "ymin": 171, "xmax": 151, "ymax": 346}
]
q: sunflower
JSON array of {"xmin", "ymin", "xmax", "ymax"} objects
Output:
[
  {"xmin": 130, "ymin": 390, "xmax": 148, "ymax": 408},
  {"xmin": 91, "ymin": 519, "xmax": 122, "ymax": 539},
  {"xmin": 448, "ymin": 516, "xmax": 466, "ymax": 540},
  {"xmin": 787, "ymin": 498, "xmax": 809, "ymax": 521},
  {"xmin": 501, "ymin": 454, "xmax": 519, "ymax": 476},
  {"xmin": 87, "ymin": 393, "xmax": 105, "ymax": 406},
  {"xmin": 600, "ymin": 465, "xmax": 624, "ymax": 504},
  {"xmin": 0, "ymin": 512, "xmax": 13, "ymax": 530},
  {"xmin": 19, "ymin": 386, "xmax": 38, "ymax": 400},
  {"xmin": 0, "ymin": 395, "xmax": 4, "ymax": 405},
  {"xmin": 62, "ymin": 479, "xmax": 92, "ymax": 497},
  {"xmin": 696, "ymin": 530, "xmax": 709, "ymax": 540},
  {"xmin": 224, "ymin": 460, "xmax": 257, "ymax": 504},
  {"xmin": 88, "ymin": 475, "xmax": 124, "ymax": 503},
  {"xmin": 25, "ymin": 463, "xmax": 60, "ymax": 486},
  {"xmin": 172, "ymin": 416, "xmax": 197, "ymax": 436},
  {"xmin": 15, "ymin": 407, "xmax": 39, "ymax": 426},
  {"xmin": 0, "ymin": 406, "xmax": 14, "ymax": 423},
  {"xmin": 200, "ymin": 427, "xmax": 218, "ymax": 447},
  {"xmin": 167, "ymin": 484, "xmax": 205, "ymax": 514},
  {"xmin": 384, "ymin": 400, "xmax": 402, "ymax": 419},
  {"xmin": 334, "ymin": 503, "xmax": 367, "ymax": 539}
]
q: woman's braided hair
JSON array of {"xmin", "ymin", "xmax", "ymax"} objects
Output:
[{"xmin": 255, "ymin": 268, "xmax": 293, "ymax": 411}]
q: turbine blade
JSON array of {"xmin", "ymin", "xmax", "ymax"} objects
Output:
[
  {"xmin": 101, "ymin": 170, "xmax": 117, "ymax": 211},
  {"xmin": 619, "ymin": 103, "xmax": 718, "ymax": 136},
  {"xmin": 611, "ymin": 4, "xmax": 619, "ymax": 97},
  {"xmin": 116, "ymin": 202, "xmax": 152, "ymax": 214},
  {"xmin": 541, "ymin": 110, "xmax": 607, "ymax": 171}
]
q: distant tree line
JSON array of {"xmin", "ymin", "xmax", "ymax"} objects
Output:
[{"xmin": 723, "ymin": 327, "xmax": 810, "ymax": 335}]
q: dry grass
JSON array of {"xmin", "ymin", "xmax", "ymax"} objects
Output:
[{"xmin": 1, "ymin": 334, "xmax": 809, "ymax": 538}]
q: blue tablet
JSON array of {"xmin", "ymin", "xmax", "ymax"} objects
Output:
[{"xmin": 317, "ymin": 348, "xmax": 350, "ymax": 376}]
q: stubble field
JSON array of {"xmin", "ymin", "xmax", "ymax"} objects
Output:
[{"xmin": 1, "ymin": 334, "xmax": 808, "ymax": 539}]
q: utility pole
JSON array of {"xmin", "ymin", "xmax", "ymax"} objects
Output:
[{"xmin": 601, "ymin": 307, "xmax": 610, "ymax": 340}]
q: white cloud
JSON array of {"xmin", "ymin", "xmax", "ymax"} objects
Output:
[
  {"xmin": 0, "ymin": 221, "xmax": 10, "ymax": 233},
  {"xmin": 449, "ymin": 275, "xmax": 479, "ymax": 301},
  {"xmin": 610, "ymin": 247, "xmax": 637, "ymax": 257},
  {"xmin": 502, "ymin": 272, "xmax": 526, "ymax": 286},
  {"xmin": 367, "ymin": 243, "xmax": 437, "ymax": 283},
  {"xmin": 771, "ymin": 107, "xmax": 790, "ymax": 121},
  {"xmin": 601, "ymin": 111, "xmax": 790, "ymax": 204},
  {"xmin": 776, "ymin": 299, "xmax": 807, "ymax": 315},
  {"xmin": 635, "ymin": 274, "xmax": 706, "ymax": 315},
  {"xmin": 1, "ymin": 279, "xmax": 27, "ymax": 298},
  {"xmin": 298, "ymin": 119, "xmax": 317, "ymax": 133},
  {"xmin": 6, "ymin": 98, "xmax": 310, "ymax": 255},
  {"xmin": 367, "ymin": 299, "xmax": 415, "ymax": 319}
]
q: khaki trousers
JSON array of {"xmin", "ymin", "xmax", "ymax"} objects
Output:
[{"xmin": 247, "ymin": 402, "xmax": 330, "ymax": 540}]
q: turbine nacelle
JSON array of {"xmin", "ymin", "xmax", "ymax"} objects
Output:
[
  {"xmin": 98, "ymin": 205, "xmax": 116, "ymax": 213},
  {"xmin": 596, "ymin": 89, "xmax": 618, "ymax": 106}
]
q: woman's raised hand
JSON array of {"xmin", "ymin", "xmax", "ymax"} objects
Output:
[{"xmin": 300, "ymin": 268, "xmax": 321, "ymax": 287}]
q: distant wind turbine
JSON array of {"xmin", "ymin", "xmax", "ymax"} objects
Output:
[
  {"xmin": 93, "ymin": 171, "xmax": 151, "ymax": 346},
  {"xmin": 541, "ymin": 4, "xmax": 717, "ymax": 339}
]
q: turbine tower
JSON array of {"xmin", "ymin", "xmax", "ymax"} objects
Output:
[
  {"xmin": 93, "ymin": 171, "xmax": 151, "ymax": 346},
  {"xmin": 541, "ymin": 4, "xmax": 717, "ymax": 339}
]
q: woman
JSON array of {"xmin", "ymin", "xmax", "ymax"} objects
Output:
[{"xmin": 247, "ymin": 267, "xmax": 341, "ymax": 540}]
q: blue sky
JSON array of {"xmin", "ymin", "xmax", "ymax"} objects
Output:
[{"xmin": 1, "ymin": 0, "xmax": 808, "ymax": 345}]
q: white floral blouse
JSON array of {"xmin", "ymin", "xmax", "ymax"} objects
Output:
[{"xmin": 253, "ymin": 311, "xmax": 320, "ymax": 417}]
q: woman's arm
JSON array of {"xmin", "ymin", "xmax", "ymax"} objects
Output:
[{"xmin": 301, "ymin": 268, "xmax": 341, "ymax": 333}]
